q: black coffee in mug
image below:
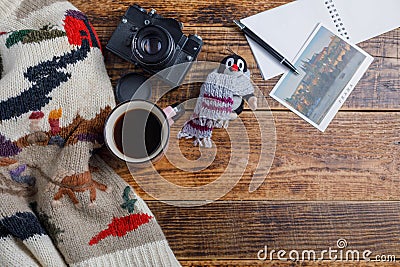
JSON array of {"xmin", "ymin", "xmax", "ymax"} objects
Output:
[
  {"xmin": 113, "ymin": 108, "xmax": 162, "ymax": 159},
  {"xmin": 104, "ymin": 100, "xmax": 176, "ymax": 164}
]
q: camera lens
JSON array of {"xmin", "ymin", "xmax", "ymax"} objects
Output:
[
  {"xmin": 131, "ymin": 25, "xmax": 174, "ymax": 67},
  {"xmin": 141, "ymin": 36, "xmax": 162, "ymax": 55}
]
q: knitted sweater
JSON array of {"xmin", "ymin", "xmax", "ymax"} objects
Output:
[{"xmin": 0, "ymin": 0, "xmax": 180, "ymax": 266}]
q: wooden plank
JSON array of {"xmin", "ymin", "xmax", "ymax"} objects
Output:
[
  {"xmin": 68, "ymin": 1, "xmax": 400, "ymax": 266},
  {"xmin": 70, "ymin": 0, "xmax": 290, "ymax": 26},
  {"xmin": 148, "ymin": 201, "xmax": 400, "ymax": 259},
  {"xmin": 180, "ymin": 260, "xmax": 400, "ymax": 267},
  {"xmin": 99, "ymin": 26, "xmax": 400, "ymax": 110},
  {"xmin": 96, "ymin": 26, "xmax": 400, "ymax": 60},
  {"xmin": 99, "ymin": 111, "xmax": 400, "ymax": 201},
  {"xmin": 72, "ymin": 0, "xmax": 400, "ymax": 61},
  {"xmin": 70, "ymin": 1, "xmax": 400, "ymax": 110}
]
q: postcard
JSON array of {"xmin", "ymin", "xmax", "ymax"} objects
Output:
[{"xmin": 270, "ymin": 24, "xmax": 374, "ymax": 132}]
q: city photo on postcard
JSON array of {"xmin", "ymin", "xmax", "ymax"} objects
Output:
[{"xmin": 270, "ymin": 24, "xmax": 373, "ymax": 132}]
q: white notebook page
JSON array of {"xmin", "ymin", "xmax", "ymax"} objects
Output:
[
  {"xmin": 242, "ymin": 0, "xmax": 400, "ymax": 80},
  {"xmin": 334, "ymin": 0, "xmax": 400, "ymax": 43}
]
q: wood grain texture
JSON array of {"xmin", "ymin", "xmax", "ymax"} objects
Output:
[
  {"xmin": 69, "ymin": 0, "xmax": 290, "ymax": 26},
  {"xmin": 70, "ymin": 0, "xmax": 400, "ymax": 110},
  {"xmin": 99, "ymin": 111, "xmax": 400, "ymax": 201},
  {"xmin": 180, "ymin": 261, "xmax": 400, "ymax": 267},
  {"xmin": 99, "ymin": 26, "xmax": 400, "ymax": 110},
  {"xmin": 148, "ymin": 201, "xmax": 400, "ymax": 259}
]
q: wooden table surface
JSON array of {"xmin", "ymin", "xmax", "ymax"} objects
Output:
[{"xmin": 71, "ymin": 0, "xmax": 400, "ymax": 266}]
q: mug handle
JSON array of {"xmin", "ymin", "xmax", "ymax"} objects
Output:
[{"xmin": 162, "ymin": 106, "xmax": 177, "ymax": 126}]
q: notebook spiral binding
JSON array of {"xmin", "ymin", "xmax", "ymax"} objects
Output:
[{"xmin": 324, "ymin": 0, "xmax": 349, "ymax": 40}]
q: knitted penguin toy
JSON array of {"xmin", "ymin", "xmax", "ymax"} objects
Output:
[
  {"xmin": 0, "ymin": 1, "xmax": 179, "ymax": 266},
  {"xmin": 218, "ymin": 53, "xmax": 257, "ymax": 120},
  {"xmin": 178, "ymin": 53, "xmax": 256, "ymax": 147}
]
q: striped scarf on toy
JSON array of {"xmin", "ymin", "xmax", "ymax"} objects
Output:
[{"xmin": 178, "ymin": 71, "xmax": 252, "ymax": 147}]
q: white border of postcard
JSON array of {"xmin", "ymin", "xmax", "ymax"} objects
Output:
[{"xmin": 269, "ymin": 23, "xmax": 374, "ymax": 132}]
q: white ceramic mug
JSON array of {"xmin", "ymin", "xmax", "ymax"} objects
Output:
[{"xmin": 104, "ymin": 100, "xmax": 177, "ymax": 165}]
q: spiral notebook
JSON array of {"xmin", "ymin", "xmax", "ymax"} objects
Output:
[{"xmin": 241, "ymin": 0, "xmax": 400, "ymax": 80}]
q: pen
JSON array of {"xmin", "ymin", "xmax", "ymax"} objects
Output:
[{"xmin": 233, "ymin": 20, "xmax": 300, "ymax": 75}]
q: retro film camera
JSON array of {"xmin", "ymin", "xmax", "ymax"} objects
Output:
[{"xmin": 106, "ymin": 4, "xmax": 203, "ymax": 87}]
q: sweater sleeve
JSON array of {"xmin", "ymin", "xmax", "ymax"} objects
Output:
[
  {"xmin": 0, "ymin": 1, "xmax": 180, "ymax": 266},
  {"xmin": 0, "ymin": 0, "xmax": 115, "ymax": 180},
  {"xmin": 0, "ymin": 0, "xmax": 77, "ymax": 31}
]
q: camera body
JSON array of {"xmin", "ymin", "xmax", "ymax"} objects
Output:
[{"xmin": 106, "ymin": 4, "xmax": 203, "ymax": 86}]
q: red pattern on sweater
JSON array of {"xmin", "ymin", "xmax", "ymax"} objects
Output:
[
  {"xmin": 63, "ymin": 16, "xmax": 100, "ymax": 48},
  {"xmin": 89, "ymin": 213, "xmax": 153, "ymax": 245}
]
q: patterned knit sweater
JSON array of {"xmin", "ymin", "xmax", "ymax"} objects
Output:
[{"xmin": 0, "ymin": 0, "xmax": 180, "ymax": 266}]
